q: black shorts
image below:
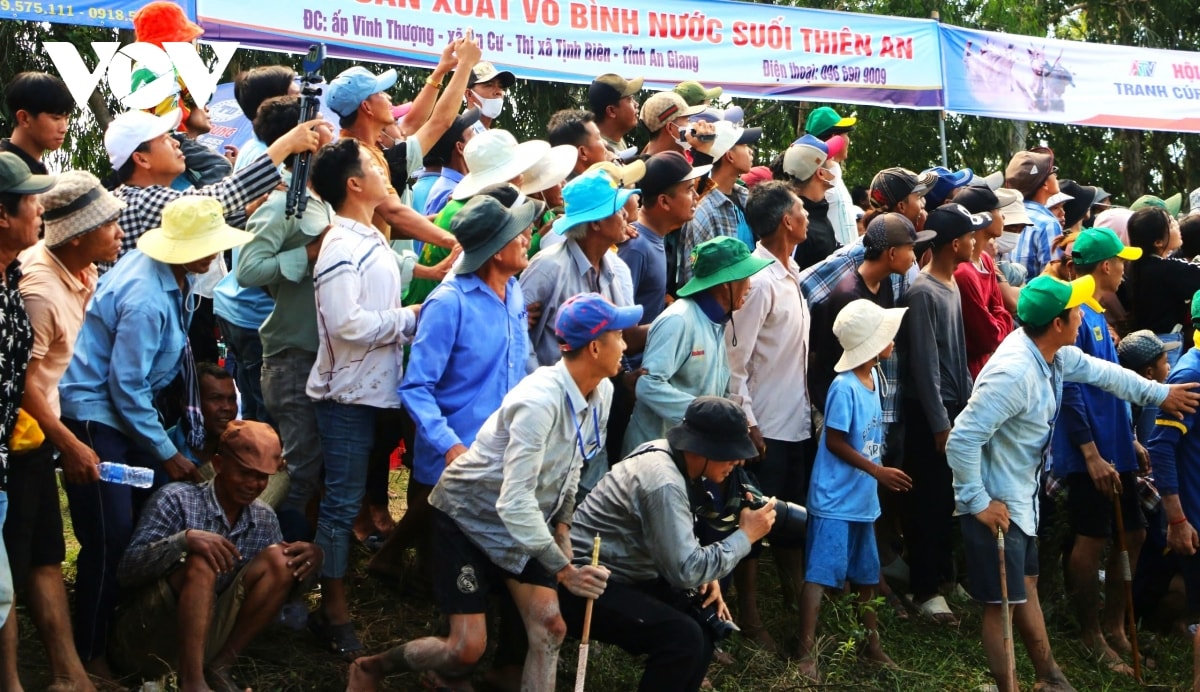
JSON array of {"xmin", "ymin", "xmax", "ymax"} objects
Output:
[
  {"xmin": 430, "ymin": 508, "xmax": 557, "ymax": 615},
  {"xmin": 2, "ymin": 443, "xmax": 65, "ymax": 590},
  {"xmin": 1064, "ymin": 471, "xmax": 1146, "ymax": 538},
  {"xmin": 960, "ymin": 516, "xmax": 1038, "ymax": 604}
]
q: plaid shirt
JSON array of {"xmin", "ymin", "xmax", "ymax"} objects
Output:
[
  {"xmin": 798, "ymin": 243, "xmax": 908, "ymax": 424},
  {"xmin": 117, "ymin": 481, "xmax": 282, "ymax": 592},
  {"xmin": 678, "ymin": 185, "xmax": 749, "ymax": 284},
  {"xmin": 102, "ymin": 155, "xmax": 281, "ymax": 273}
]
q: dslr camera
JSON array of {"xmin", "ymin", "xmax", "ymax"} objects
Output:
[{"xmin": 731, "ymin": 466, "xmax": 809, "ymax": 540}]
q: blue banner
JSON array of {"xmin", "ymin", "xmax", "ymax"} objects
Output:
[{"xmin": 0, "ymin": 0, "xmax": 194, "ymax": 30}]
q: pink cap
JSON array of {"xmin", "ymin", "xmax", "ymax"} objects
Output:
[
  {"xmin": 740, "ymin": 166, "xmax": 774, "ymax": 189},
  {"xmin": 825, "ymin": 134, "xmax": 847, "ymax": 160},
  {"xmin": 391, "ymin": 102, "xmax": 414, "ymax": 121}
]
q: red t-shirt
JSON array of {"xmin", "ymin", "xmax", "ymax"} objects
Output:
[{"xmin": 954, "ymin": 252, "xmax": 1014, "ymax": 378}]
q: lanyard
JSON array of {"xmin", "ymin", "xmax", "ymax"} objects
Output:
[{"xmin": 565, "ymin": 394, "xmax": 602, "ymax": 462}]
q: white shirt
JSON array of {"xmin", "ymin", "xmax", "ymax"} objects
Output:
[
  {"xmin": 824, "ymin": 160, "xmax": 858, "ymax": 247},
  {"xmin": 307, "ymin": 215, "xmax": 416, "ymax": 407},
  {"xmin": 725, "ymin": 243, "xmax": 812, "ymax": 441}
]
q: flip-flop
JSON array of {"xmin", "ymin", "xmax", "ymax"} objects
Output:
[
  {"xmin": 916, "ymin": 595, "xmax": 959, "ymax": 626},
  {"xmin": 307, "ymin": 611, "xmax": 364, "ymax": 661}
]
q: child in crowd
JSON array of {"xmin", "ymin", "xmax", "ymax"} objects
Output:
[{"xmin": 796, "ymin": 299, "xmax": 912, "ymax": 679}]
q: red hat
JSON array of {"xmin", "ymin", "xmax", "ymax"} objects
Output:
[
  {"xmin": 740, "ymin": 166, "xmax": 774, "ymax": 189},
  {"xmin": 133, "ymin": 1, "xmax": 203, "ymax": 46}
]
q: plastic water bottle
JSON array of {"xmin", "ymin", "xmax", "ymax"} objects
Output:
[{"xmin": 98, "ymin": 462, "xmax": 155, "ymax": 488}]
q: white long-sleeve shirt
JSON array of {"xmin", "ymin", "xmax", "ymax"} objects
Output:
[
  {"xmin": 726, "ymin": 243, "xmax": 812, "ymax": 442},
  {"xmin": 307, "ymin": 216, "xmax": 416, "ymax": 408}
]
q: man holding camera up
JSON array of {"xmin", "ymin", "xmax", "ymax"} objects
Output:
[{"xmin": 558, "ymin": 397, "xmax": 778, "ymax": 692}]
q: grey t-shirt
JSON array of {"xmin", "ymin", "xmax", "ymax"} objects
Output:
[{"xmin": 900, "ymin": 271, "xmax": 973, "ymax": 432}]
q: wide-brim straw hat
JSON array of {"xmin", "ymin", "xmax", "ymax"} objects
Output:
[
  {"xmin": 138, "ymin": 196, "xmax": 253, "ymax": 264},
  {"xmin": 833, "ymin": 300, "xmax": 908, "ymax": 372},
  {"xmin": 519, "ymin": 145, "xmax": 579, "ymax": 195},
  {"xmin": 452, "ymin": 129, "xmax": 550, "ymax": 200}
]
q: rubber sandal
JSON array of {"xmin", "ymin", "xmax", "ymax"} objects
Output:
[
  {"xmin": 916, "ymin": 595, "xmax": 959, "ymax": 626},
  {"xmin": 308, "ymin": 611, "xmax": 364, "ymax": 661}
]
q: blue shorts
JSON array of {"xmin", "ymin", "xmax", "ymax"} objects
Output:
[{"xmin": 804, "ymin": 515, "xmax": 879, "ymax": 588}]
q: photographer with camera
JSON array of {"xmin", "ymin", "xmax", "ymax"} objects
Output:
[{"xmin": 558, "ymin": 397, "xmax": 777, "ymax": 692}]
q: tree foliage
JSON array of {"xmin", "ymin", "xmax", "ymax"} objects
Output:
[{"xmin": 1, "ymin": 0, "xmax": 1197, "ymax": 202}]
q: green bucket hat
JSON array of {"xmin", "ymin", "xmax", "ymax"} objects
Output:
[
  {"xmin": 1131, "ymin": 193, "xmax": 1182, "ymax": 217},
  {"xmin": 1191, "ymin": 288, "xmax": 1200, "ymax": 325},
  {"xmin": 677, "ymin": 236, "xmax": 773, "ymax": 298}
]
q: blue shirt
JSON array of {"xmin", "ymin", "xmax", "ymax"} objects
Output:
[
  {"xmin": 617, "ymin": 222, "xmax": 667, "ymax": 369},
  {"xmin": 1147, "ymin": 347, "xmax": 1200, "ymax": 521},
  {"xmin": 410, "ymin": 168, "xmax": 439, "ymax": 219},
  {"xmin": 423, "ymin": 168, "xmax": 464, "ymax": 216},
  {"xmin": 399, "ymin": 273, "xmax": 530, "ymax": 486},
  {"xmin": 947, "ymin": 328, "xmax": 1167, "ymax": 536},
  {"xmin": 60, "ymin": 250, "xmax": 191, "ymax": 461},
  {"xmin": 212, "ymin": 141, "xmax": 279, "ymax": 330},
  {"xmin": 1051, "ymin": 304, "xmax": 1137, "ymax": 476},
  {"xmin": 808, "ymin": 370, "xmax": 883, "ymax": 522},
  {"xmin": 1012, "ymin": 200, "xmax": 1062, "ymax": 280}
]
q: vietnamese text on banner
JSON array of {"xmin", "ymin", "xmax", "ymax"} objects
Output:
[
  {"xmin": 195, "ymin": 0, "xmax": 945, "ymax": 110},
  {"xmin": 942, "ymin": 24, "xmax": 1200, "ymax": 134},
  {"xmin": 0, "ymin": 0, "xmax": 194, "ymax": 29}
]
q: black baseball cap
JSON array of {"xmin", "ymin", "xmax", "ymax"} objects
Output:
[
  {"xmin": 869, "ymin": 167, "xmax": 938, "ymax": 210},
  {"xmin": 639, "ymin": 152, "xmax": 709, "ymax": 201},
  {"xmin": 864, "ymin": 212, "xmax": 936, "ymax": 249},
  {"xmin": 952, "ymin": 186, "xmax": 1000, "ymax": 215},
  {"xmin": 924, "ymin": 203, "xmax": 993, "ymax": 244}
]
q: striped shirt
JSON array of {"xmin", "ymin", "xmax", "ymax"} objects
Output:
[{"xmin": 307, "ymin": 216, "xmax": 417, "ymax": 408}]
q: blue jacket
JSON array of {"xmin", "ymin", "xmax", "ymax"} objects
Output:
[{"xmin": 60, "ymin": 250, "xmax": 190, "ymax": 461}]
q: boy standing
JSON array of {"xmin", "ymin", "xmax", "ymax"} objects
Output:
[
  {"xmin": 796, "ymin": 299, "xmax": 912, "ymax": 678},
  {"xmin": 901, "ymin": 203, "xmax": 989, "ymax": 624},
  {"xmin": 1051, "ymin": 226, "xmax": 1145, "ymax": 673}
]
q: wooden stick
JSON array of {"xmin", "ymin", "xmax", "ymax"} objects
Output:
[
  {"xmin": 1112, "ymin": 484, "xmax": 1143, "ymax": 683},
  {"xmin": 998, "ymin": 527, "xmax": 1017, "ymax": 692},
  {"xmin": 574, "ymin": 535, "xmax": 602, "ymax": 692}
]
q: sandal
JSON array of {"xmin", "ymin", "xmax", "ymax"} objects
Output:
[
  {"xmin": 885, "ymin": 592, "xmax": 911, "ymax": 621},
  {"xmin": 916, "ymin": 595, "xmax": 959, "ymax": 626},
  {"xmin": 308, "ymin": 611, "xmax": 364, "ymax": 661}
]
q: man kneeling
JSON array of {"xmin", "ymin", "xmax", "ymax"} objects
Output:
[
  {"xmin": 349, "ymin": 293, "xmax": 637, "ymax": 691},
  {"xmin": 112, "ymin": 421, "xmax": 322, "ymax": 692},
  {"xmin": 559, "ymin": 397, "xmax": 777, "ymax": 692}
]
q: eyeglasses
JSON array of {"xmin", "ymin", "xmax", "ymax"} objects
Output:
[{"xmin": 566, "ymin": 395, "xmax": 602, "ymax": 462}]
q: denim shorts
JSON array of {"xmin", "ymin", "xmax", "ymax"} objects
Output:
[{"xmin": 804, "ymin": 515, "xmax": 879, "ymax": 588}]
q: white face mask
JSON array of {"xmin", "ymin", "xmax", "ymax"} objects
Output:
[
  {"xmin": 672, "ymin": 123, "xmax": 692, "ymax": 153},
  {"xmin": 995, "ymin": 231, "xmax": 1019, "ymax": 256},
  {"xmin": 473, "ymin": 91, "xmax": 504, "ymax": 119}
]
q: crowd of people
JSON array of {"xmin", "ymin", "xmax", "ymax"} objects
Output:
[{"xmin": 6, "ymin": 3, "xmax": 1200, "ymax": 691}]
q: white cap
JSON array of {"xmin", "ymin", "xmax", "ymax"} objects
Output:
[{"xmin": 105, "ymin": 109, "xmax": 182, "ymax": 170}]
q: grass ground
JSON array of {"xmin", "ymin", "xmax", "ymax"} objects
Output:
[{"xmin": 9, "ymin": 472, "xmax": 1198, "ymax": 691}]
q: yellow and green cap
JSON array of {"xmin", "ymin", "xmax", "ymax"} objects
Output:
[
  {"xmin": 1071, "ymin": 226, "xmax": 1142, "ymax": 265},
  {"xmin": 1017, "ymin": 275, "xmax": 1103, "ymax": 327}
]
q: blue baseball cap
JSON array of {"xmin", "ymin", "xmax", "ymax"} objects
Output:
[
  {"xmin": 326, "ymin": 66, "xmax": 398, "ymax": 118},
  {"xmin": 556, "ymin": 168, "xmax": 639, "ymax": 235},
  {"xmin": 555, "ymin": 293, "xmax": 643, "ymax": 350},
  {"xmin": 923, "ymin": 166, "xmax": 974, "ymax": 207}
]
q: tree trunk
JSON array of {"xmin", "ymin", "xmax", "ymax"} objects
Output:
[{"xmin": 1119, "ymin": 130, "xmax": 1144, "ymax": 202}]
